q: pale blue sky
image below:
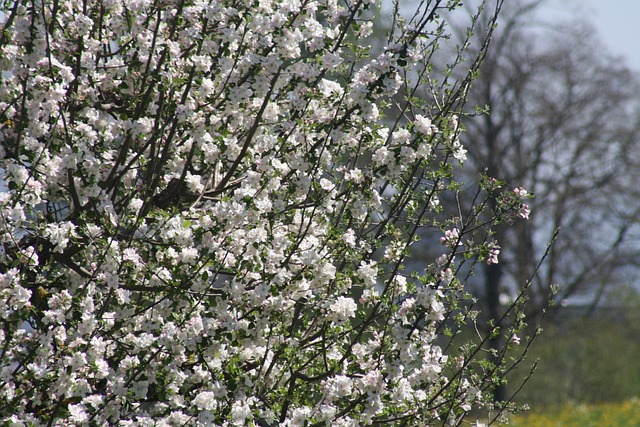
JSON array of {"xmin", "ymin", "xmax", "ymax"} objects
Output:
[{"xmin": 538, "ymin": 0, "xmax": 640, "ymax": 71}]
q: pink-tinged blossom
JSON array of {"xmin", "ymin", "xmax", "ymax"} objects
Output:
[
  {"xmin": 436, "ymin": 253, "xmax": 450, "ymax": 267},
  {"xmin": 343, "ymin": 228, "xmax": 357, "ymax": 247},
  {"xmin": 513, "ymin": 187, "xmax": 528, "ymax": 198},
  {"xmin": 451, "ymin": 114, "xmax": 459, "ymax": 130},
  {"xmin": 358, "ymin": 368, "xmax": 384, "ymax": 394},
  {"xmin": 487, "ymin": 245, "xmax": 500, "ymax": 265},
  {"xmin": 440, "ymin": 228, "xmax": 460, "ymax": 247}
]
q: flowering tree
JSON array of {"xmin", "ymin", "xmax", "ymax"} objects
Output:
[{"xmin": 0, "ymin": 0, "xmax": 536, "ymax": 425}]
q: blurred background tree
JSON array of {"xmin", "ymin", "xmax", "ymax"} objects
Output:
[
  {"xmin": 393, "ymin": 0, "xmax": 640, "ymax": 404},
  {"xmin": 464, "ymin": 0, "xmax": 640, "ymax": 321},
  {"xmin": 459, "ymin": 0, "xmax": 640, "ymax": 406}
]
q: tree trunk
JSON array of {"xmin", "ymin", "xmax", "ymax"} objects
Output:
[{"xmin": 485, "ymin": 260, "xmax": 505, "ymax": 402}]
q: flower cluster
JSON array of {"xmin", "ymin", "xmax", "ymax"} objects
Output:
[{"xmin": 0, "ymin": 0, "xmax": 532, "ymax": 425}]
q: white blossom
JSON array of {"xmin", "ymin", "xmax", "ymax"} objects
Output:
[
  {"xmin": 329, "ymin": 296, "xmax": 357, "ymax": 322},
  {"xmin": 414, "ymin": 114, "xmax": 437, "ymax": 135}
]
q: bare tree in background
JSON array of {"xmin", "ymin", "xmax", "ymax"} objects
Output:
[
  {"xmin": 463, "ymin": 1, "xmax": 640, "ymax": 327},
  {"xmin": 411, "ymin": 0, "xmax": 640, "ymax": 401}
]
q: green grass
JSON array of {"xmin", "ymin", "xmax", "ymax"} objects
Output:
[
  {"xmin": 505, "ymin": 306, "xmax": 640, "ymax": 407},
  {"xmin": 507, "ymin": 399, "xmax": 640, "ymax": 426}
]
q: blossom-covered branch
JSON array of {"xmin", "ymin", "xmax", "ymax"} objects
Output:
[{"xmin": 0, "ymin": 0, "xmax": 538, "ymax": 425}]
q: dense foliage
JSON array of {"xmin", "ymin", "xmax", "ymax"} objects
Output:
[{"xmin": 0, "ymin": 0, "xmax": 535, "ymax": 425}]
